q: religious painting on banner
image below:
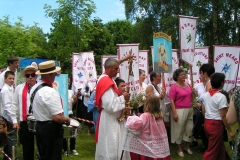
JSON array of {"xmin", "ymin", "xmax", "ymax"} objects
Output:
[
  {"xmin": 81, "ymin": 52, "xmax": 97, "ymax": 91},
  {"xmin": 214, "ymin": 45, "xmax": 240, "ymax": 92},
  {"xmin": 139, "ymin": 50, "xmax": 149, "ymax": 84},
  {"xmin": 101, "ymin": 55, "xmax": 118, "ymax": 74},
  {"xmin": 192, "ymin": 47, "xmax": 209, "ymax": 84},
  {"xmin": 153, "ymin": 32, "xmax": 172, "ymax": 73},
  {"xmin": 179, "ymin": 15, "xmax": 198, "ymax": 65},
  {"xmin": 72, "ymin": 53, "xmax": 87, "ymax": 91},
  {"xmin": 118, "ymin": 44, "xmax": 140, "ymax": 95}
]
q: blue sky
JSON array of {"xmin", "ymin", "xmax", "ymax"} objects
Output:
[{"xmin": 0, "ymin": 0, "xmax": 126, "ymax": 33}]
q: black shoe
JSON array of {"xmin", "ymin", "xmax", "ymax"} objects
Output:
[
  {"xmin": 190, "ymin": 141, "xmax": 198, "ymax": 147},
  {"xmin": 197, "ymin": 148, "xmax": 206, "ymax": 153}
]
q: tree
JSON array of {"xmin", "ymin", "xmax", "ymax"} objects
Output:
[
  {"xmin": 0, "ymin": 16, "xmax": 48, "ymax": 66},
  {"xmin": 44, "ymin": 0, "xmax": 96, "ymax": 74}
]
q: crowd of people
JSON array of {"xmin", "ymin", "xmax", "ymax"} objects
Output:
[{"xmin": 0, "ymin": 55, "xmax": 239, "ymax": 160}]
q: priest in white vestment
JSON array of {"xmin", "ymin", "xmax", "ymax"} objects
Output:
[{"xmin": 95, "ymin": 57, "xmax": 131, "ymax": 160}]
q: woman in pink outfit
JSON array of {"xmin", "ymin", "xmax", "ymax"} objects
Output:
[
  {"xmin": 168, "ymin": 68, "xmax": 194, "ymax": 158},
  {"xmin": 123, "ymin": 95, "xmax": 171, "ymax": 160}
]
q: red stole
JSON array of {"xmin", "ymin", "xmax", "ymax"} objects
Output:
[
  {"xmin": 22, "ymin": 83, "xmax": 28, "ymax": 121},
  {"xmin": 95, "ymin": 75, "xmax": 121, "ymax": 142}
]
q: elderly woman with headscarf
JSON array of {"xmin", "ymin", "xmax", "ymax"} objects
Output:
[{"xmin": 168, "ymin": 68, "xmax": 194, "ymax": 158}]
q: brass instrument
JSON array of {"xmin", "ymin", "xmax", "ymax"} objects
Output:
[{"xmin": 118, "ymin": 50, "xmax": 133, "ymax": 121}]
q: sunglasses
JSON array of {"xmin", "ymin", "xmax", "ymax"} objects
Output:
[{"xmin": 25, "ymin": 73, "xmax": 36, "ymax": 78}]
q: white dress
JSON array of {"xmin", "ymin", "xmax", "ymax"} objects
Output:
[{"xmin": 95, "ymin": 84, "xmax": 130, "ymax": 160}]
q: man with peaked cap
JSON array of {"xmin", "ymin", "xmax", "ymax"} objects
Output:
[
  {"xmin": 9, "ymin": 65, "xmax": 38, "ymax": 160},
  {"xmin": 30, "ymin": 60, "xmax": 70, "ymax": 160}
]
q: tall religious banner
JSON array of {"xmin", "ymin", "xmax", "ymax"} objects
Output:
[
  {"xmin": 101, "ymin": 55, "xmax": 118, "ymax": 74},
  {"xmin": 72, "ymin": 53, "xmax": 87, "ymax": 90},
  {"xmin": 164, "ymin": 49, "xmax": 179, "ymax": 96},
  {"xmin": 53, "ymin": 74, "xmax": 68, "ymax": 116},
  {"xmin": 139, "ymin": 50, "xmax": 149, "ymax": 84},
  {"xmin": 153, "ymin": 32, "xmax": 172, "ymax": 72},
  {"xmin": 192, "ymin": 47, "xmax": 209, "ymax": 84},
  {"xmin": 81, "ymin": 52, "xmax": 97, "ymax": 91},
  {"xmin": 214, "ymin": 45, "xmax": 240, "ymax": 92},
  {"xmin": 118, "ymin": 44, "xmax": 140, "ymax": 95},
  {"xmin": 179, "ymin": 15, "xmax": 198, "ymax": 65}
]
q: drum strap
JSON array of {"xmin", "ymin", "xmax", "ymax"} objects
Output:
[{"xmin": 28, "ymin": 83, "xmax": 50, "ymax": 114}]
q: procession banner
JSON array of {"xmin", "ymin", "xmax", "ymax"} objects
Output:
[
  {"xmin": 101, "ymin": 55, "xmax": 118, "ymax": 74},
  {"xmin": 118, "ymin": 44, "xmax": 140, "ymax": 95},
  {"xmin": 81, "ymin": 52, "xmax": 97, "ymax": 91},
  {"xmin": 139, "ymin": 50, "xmax": 149, "ymax": 84},
  {"xmin": 179, "ymin": 15, "xmax": 198, "ymax": 65},
  {"xmin": 214, "ymin": 45, "xmax": 240, "ymax": 92},
  {"xmin": 165, "ymin": 49, "xmax": 179, "ymax": 96},
  {"xmin": 53, "ymin": 74, "xmax": 68, "ymax": 116},
  {"xmin": 153, "ymin": 32, "xmax": 172, "ymax": 73},
  {"xmin": 72, "ymin": 53, "xmax": 87, "ymax": 90},
  {"xmin": 192, "ymin": 47, "xmax": 209, "ymax": 84}
]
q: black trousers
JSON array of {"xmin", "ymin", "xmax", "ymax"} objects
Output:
[
  {"xmin": 36, "ymin": 121, "xmax": 63, "ymax": 160},
  {"xmin": 19, "ymin": 121, "xmax": 36, "ymax": 160}
]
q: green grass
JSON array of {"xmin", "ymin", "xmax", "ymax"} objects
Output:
[{"xmin": 0, "ymin": 123, "xmax": 237, "ymax": 160}]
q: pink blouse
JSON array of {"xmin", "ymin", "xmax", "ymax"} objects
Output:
[{"xmin": 168, "ymin": 83, "xmax": 192, "ymax": 109}]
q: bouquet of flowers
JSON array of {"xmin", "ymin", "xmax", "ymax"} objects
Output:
[{"xmin": 129, "ymin": 92, "xmax": 146, "ymax": 115}]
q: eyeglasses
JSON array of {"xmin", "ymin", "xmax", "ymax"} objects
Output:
[{"xmin": 25, "ymin": 73, "xmax": 36, "ymax": 78}]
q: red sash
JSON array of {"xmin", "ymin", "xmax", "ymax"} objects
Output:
[{"xmin": 95, "ymin": 75, "xmax": 120, "ymax": 142}]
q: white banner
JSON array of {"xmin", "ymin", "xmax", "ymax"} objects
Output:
[
  {"xmin": 179, "ymin": 15, "xmax": 198, "ymax": 64},
  {"xmin": 192, "ymin": 47, "xmax": 209, "ymax": 84},
  {"xmin": 72, "ymin": 53, "xmax": 87, "ymax": 90},
  {"xmin": 165, "ymin": 49, "xmax": 179, "ymax": 97},
  {"xmin": 139, "ymin": 50, "xmax": 149, "ymax": 84},
  {"xmin": 237, "ymin": 55, "xmax": 240, "ymax": 86},
  {"xmin": 81, "ymin": 52, "xmax": 97, "ymax": 91},
  {"xmin": 118, "ymin": 44, "xmax": 140, "ymax": 95},
  {"xmin": 101, "ymin": 55, "xmax": 118, "ymax": 74},
  {"xmin": 214, "ymin": 46, "xmax": 240, "ymax": 92}
]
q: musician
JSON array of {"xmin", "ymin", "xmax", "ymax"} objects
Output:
[
  {"xmin": 30, "ymin": 60, "xmax": 70, "ymax": 160},
  {"xmin": 95, "ymin": 56, "xmax": 132, "ymax": 160},
  {"xmin": 10, "ymin": 65, "xmax": 38, "ymax": 160}
]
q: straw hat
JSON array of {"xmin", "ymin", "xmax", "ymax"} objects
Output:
[
  {"xmin": 36, "ymin": 60, "xmax": 61, "ymax": 75},
  {"xmin": 21, "ymin": 65, "xmax": 38, "ymax": 78}
]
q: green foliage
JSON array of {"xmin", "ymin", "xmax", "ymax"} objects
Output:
[{"xmin": 0, "ymin": 16, "xmax": 48, "ymax": 67}]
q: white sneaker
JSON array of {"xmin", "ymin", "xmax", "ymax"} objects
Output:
[
  {"xmin": 63, "ymin": 151, "xmax": 68, "ymax": 156},
  {"xmin": 70, "ymin": 150, "xmax": 79, "ymax": 156}
]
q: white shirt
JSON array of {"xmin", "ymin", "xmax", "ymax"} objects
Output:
[
  {"xmin": 0, "ymin": 67, "xmax": 17, "ymax": 90},
  {"xmin": 81, "ymin": 81, "xmax": 90, "ymax": 107},
  {"xmin": 10, "ymin": 83, "xmax": 31, "ymax": 123},
  {"xmin": 68, "ymin": 90, "xmax": 74, "ymax": 115},
  {"xmin": 30, "ymin": 80, "xmax": 63, "ymax": 121},
  {"xmin": 203, "ymin": 92, "xmax": 227, "ymax": 120},
  {"xmin": 194, "ymin": 82, "xmax": 206, "ymax": 101},
  {"xmin": 1, "ymin": 83, "xmax": 14, "ymax": 122}
]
